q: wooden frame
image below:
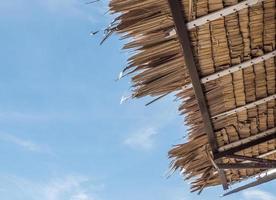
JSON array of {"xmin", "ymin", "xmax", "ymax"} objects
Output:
[{"xmin": 109, "ymin": 0, "xmax": 276, "ymax": 193}]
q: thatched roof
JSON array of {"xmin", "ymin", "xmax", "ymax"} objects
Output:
[{"xmin": 108, "ymin": 0, "xmax": 276, "ymax": 194}]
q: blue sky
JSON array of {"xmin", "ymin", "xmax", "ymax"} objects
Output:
[{"xmin": 0, "ymin": 0, "xmax": 275, "ymax": 200}]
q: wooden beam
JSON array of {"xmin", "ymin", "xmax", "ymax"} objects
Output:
[
  {"xmin": 184, "ymin": 0, "xmax": 263, "ymax": 30},
  {"xmin": 213, "ymin": 94, "xmax": 276, "ymax": 119},
  {"xmin": 168, "ymin": 0, "xmax": 263, "ymax": 34},
  {"xmin": 167, "ymin": 0, "xmax": 217, "ymax": 153},
  {"xmin": 167, "ymin": 0, "xmax": 228, "ymax": 190},
  {"xmin": 217, "ymin": 162, "xmax": 276, "ymax": 169},
  {"xmin": 225, "ymin": 154, "xmax": 276, "ymax": 164},
  {"xmin": 218, "ymin": 169, "xmax": 229, "ymax": 190},
  {"xmin": 214, "ymin": 133, "xmax": 276, "ymax": 160},
  {"xmin": 183, "ymin": 50, "xmax": 276, "ymax": 91}
]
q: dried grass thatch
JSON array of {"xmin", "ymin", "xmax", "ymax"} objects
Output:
[{"xmin": 108, "ymin": 0, "xmax": 276, "ymax": 193}]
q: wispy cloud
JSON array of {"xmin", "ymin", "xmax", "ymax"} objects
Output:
[
  {"xmin": 0, "ymin": 111, "xmax": 75, "ymax": 123},
  {"xmin": 124, "ymin": 127, "xmax": 158, "ymax": 151},
  {"xmin": 71, "ymin": 193, "xmax": 91, "ymax": 200},
  {"xmin": 122, "ymin": 98, "xmax": 182, "ymax": 152},
  {"xmin": 43, "ymin": 176, "xmax": 93, "ymax": 200},
  {"xmin": 242, "ymin": 189, "xmax": 276, "ymax": 200},
  {"xmin": 0, "ymin": 132, "xmax": 50, "ymax": 153},
  {"xmin": 2, "ymin": 175, "xmax": 100, "ymax": 200}
]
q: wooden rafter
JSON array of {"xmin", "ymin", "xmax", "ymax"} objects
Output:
[
  {"xmin": 213, "ymin": 94, "xmax": 276, "ymax": 119},
  {"xmin": 167, "ymin": 0, "xmax": 217, "ymax": 154},
  {"xmin": 167, "ymin": 0, "xmax": 228, "ymax": 190},
  {"xmin": 225, "ymin": 154, "xmax": 276, "ymax": 164},
  {"xmin": 180, "ymin": 0, "xmax": 264, "ymax": 30},
  {"xmin": 183, "ymin": 50, "xmax": 276, "ymax": 91}
]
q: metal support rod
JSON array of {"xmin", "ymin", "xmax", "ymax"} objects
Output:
[
  {"xmin": 223, "ymin": 171, "xmax": 276, "ymax": 196},
  {"xmin": 214, "ymin": 132, "xmax": 276, "ymax": 160},
  {"xmin": 259, "ymin": 149, "xmax": 276, "ymax": 159},
  {"xmin": 212, "ymin": 149, "xmax": 276, "ymax": 176}
]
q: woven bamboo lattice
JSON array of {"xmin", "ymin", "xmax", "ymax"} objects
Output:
[{"xmin": 108, "ymin": 0, "xmax": 276, "ymax": 193}]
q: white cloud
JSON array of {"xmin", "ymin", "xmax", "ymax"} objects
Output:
[
  {"xmin": 0, "ymin": 111, "xmax": 76, "ymax": 123},
  {"xmin": 124, "ymin": 127, "xmax": 158, "ymax": 150},
  {"xmin": 0, "ymin": 111, "xmax": 42, "ymax": 122},
  {"xmin": 242, "ymin": 189, "xmax": 276, "ymax": 200},
  {"xmin": 43, "ymin": 176, "xmax": 92, "ymax": 200},
  {"xmin": 0, "ymin": 132, "xmax": 50, "ymax": 153},
  {"xmin": 71, "ymin": 193, "xmax": 91, "ymax": 200},
  {"xmin": 2, "ymin": 175, "xmax": 98, "ymax": 200}
]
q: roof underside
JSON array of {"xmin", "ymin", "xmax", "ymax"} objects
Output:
[{"xmin": 108, "ymin": 0, "xmax": 276, "ymax": 193}]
